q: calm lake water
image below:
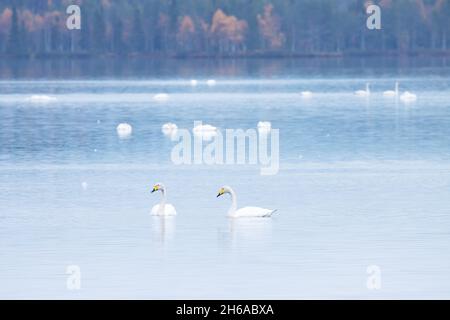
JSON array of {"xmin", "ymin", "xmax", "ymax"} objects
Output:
[{"xmin": 1, "ymin": 58, "xmax": 450, "ymax": 298}]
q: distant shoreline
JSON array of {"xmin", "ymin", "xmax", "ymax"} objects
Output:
[{"xmin": 2, "ymin": 50, "xmax": 450, "ymax": 60}]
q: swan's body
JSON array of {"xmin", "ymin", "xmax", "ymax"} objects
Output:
[
  {"xmin": 162, "ymin": 122, "xmax": 178, "ymax": 138},
  {"xmin": 383, "ymin": 82, "xmax": 399, "ymax": 97},
  {"xmin": 355, "ymin": 83, "xmax": 370, "ymax": 97},
  {"xmin": 151, "ymin": 183, "xmax": 177, "ymax": 216},
  {"xmin": 190, "ymin": 79, "xmax": 198, "ymax": 86},
  {"xmin": 26, "ymin": 95, "xmax": 57, "ymax": 103},
  {"xmin": 217, "ymin": 186, "xmax": 276, "ymax": 218},
  {"xmin": 400, "ymin": 91, "xmax": 417, "ymax": 102},
  {"xmin": 153, "ymin": 93, "xmax": 170, "ymax": 102},
  {"xmin": 193, "ymin": 124, "xmax": 217, "ymax": 141},
  {"xmin": 257, "ymin": 121, "xmax": 271, "ymax": 135},
  {"xmin": 206, "ymin": 79, "xmax": 217, "ymax": 87},
  {"xmin": 301, "ymin": 91, "xmax": 313, "ymax": 98},
  {"xmin": 116, "ymin": 123, "xmax": 132, "ymax": 138}
]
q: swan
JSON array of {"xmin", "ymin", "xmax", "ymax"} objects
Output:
[
  {"xmin": 151, "ymin": 183, "xmax": 177, "ymax": 216},
  {"xmin": 257, "ymin": 121, "xmax": 272, "ymax": 135},
  {"xmin": 161, "ymin": 122, "xmax": 178, "ymax": 139},
  {"xmin": 355, "ymin": 83, "xmax": 370, "ymax": 97},
  {"xmin": 206, "ymin": 79, "xmax": 217, "ymax": 87},
  {"xmin": 193, "ymin": 123, "xmax": 217, "ymax": 141},
  {"xmin": 216, "ymin": 186, "xmax": 277, "ymax": 218},
  {"xmin": 26, "ymin": 95, "xmax": 57, "ymax": 103},
  {"xmin": 153, "ymin": 93, "xmax": 170, "ymax": 102},
  {"xmin": 301, "ymin": 91, "xmax": 313, "ymax": 98},
  {"xmin": 383, "ymin": 82, "xmax": 399, "ymax": 97},
  {"xmin": 190, "ymin": 79, "xmax": 198, "ymax": 86},
  {"xmin": 400, "ymin": 91, "xmax": 417, "ymax": 102},
  {"xmin": 116, "ymin": 123, "xmax": 132, "ymax": 138}
]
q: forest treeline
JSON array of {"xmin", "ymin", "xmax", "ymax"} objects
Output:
[{"xmin": 0, "ymin": 0, "xmax": 450, "ymax": 58}]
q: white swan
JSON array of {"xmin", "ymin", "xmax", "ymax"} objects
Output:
[
  {"xmin": 161, "ymin": 122, "xmax": 178, "ymax": 139},
  {"xmin": 383, "ymin": 82, "xmax": 399, "ymax": 97},
  {"xmin": 26, "ymin": 95, "xmax": 57, "ymax": 103},
  {"xmin": 151, "ymin": 183, "xmax": 177, "ymax": 216},
  {"xmin": 301, "ymin": 91, "xmax": 313, "ymax": 98},
  {"xmin": 153, "ymin": 93, "xmax": 170, "ymax": 102},
  {"xmin": 217, "ymin": 186, "xmax": 277, "ymax": 218},
  {"xmin": 400, "ymin": 91, "xmax": 417, "ymax": 102},
  {"xmin": 355, "ymin": 83, "xmax": 370, "ymax": 97},
  {"xmin": 257, "ymin": 121, "xmax": 272, "ymax": 135},
  {"xmin": 116, "ymin": 123, "xmax": 132, "ymax": 138},
  {"xmin": 190, "ymin": 79, "xmax": 198, "ymax": 86},
  {"xmin": 193, "ymin": 123, "xmax": 217, "ymax": 141},
  {"xmin": 206, "ymin": 79, "xmax": 217, "ymax": 87}
]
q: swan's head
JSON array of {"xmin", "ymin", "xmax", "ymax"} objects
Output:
[
  {"xmin": 216, "ymin": 186, "xmax": 232, "ymax": 198},
  {"xmin": 151, "ymin": 183, "xmax": 165, "ymax": 193}
]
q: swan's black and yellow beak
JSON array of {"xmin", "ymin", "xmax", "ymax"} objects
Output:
[
  {"xmin": 216, "ymin": 188, "xmax": 225, "ymax": 198},
  {"xmin": 151, "ymin": 185, "xmax": 159, "ymax": 193}
]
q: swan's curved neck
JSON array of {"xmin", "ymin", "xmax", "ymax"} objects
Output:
[
  {"xmin": 159, "ymin": 189, "xmax": 167, "ymax": 213},
  {"xmin": 227, "ymin": 188, "xmax": 237, "ymax": 216}
]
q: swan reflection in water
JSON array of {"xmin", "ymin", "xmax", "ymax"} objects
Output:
[{"xmin": 151, "ymin": 216, "xmax": 176, "ymax": 245}]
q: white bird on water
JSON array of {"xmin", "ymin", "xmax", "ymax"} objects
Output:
[
  {"xmin": 193, "ymin": 123, "xmax": 217, "ymax": 141},
  {"xmin": 217, "ymin": 186, "xmax": 277, "ymax": 218},
  {"xmin": 400, "ymin": 91, "xmax": 417, "ymax": 102},
  {"xmin": 151, "ymin": 183, "xmax": 177, "ymax": 216},
  {"xmin": 300, "ymin": 91, "xmax": 313, "ymax": 98},
  {"xmin": 153, "ymin": 93, "xmax": 170, "ymax": 102},
  {"xmin": 206, "ymin": 79, "xmax": 217, "ymax": 87},
  {"xmin": 116, "ymin": 123, "xmax": 132, "ymax": 138},
  {"xmin": 26, "ymin": 95, "xmax": 57, "ymax": 103},
  {"xmin": 383, "ymin": 82, "xmax": 399, "ymax": 97},
  {"xmin": 161, "ymin": 122, "xmax": 178, "ymax": 138},
  {"xmin": 190, "ymin": 79, "xmax": 198, "ymax": 86},
  {"xmin": 257, "ymin": 121, "xmax": 272, "ymax": 135},
  {"xmin": 355, "ymin": 83, "xmax": 370, "ymax": 97}
]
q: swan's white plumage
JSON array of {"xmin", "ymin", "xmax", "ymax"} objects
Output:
[
  {"xmin": 26, "ymin": 95, "xmax": 57, "ymax": 103},
  {"xmin": 257, "ymin": 121, "xmax": 271, "ymax": 134},
  {"xmin": 162, "ymin": 122, "xmax": 178, "ymax": 138},
  {"xmin": 116, "ymin": 123, "xmax": 132, "ymax": 138},
  {"xmin": 400, "ymin": 91, "xmax": 417, "ymax": 102},
  {"xmin": 355, "ymin": 83, "xmax": 370, "ymax": 97},
  {"xmin": 190, "ymin": 79, "xmax": 198, "ymax": 86},
  {"xmin": 153, "ymin": 93, "xmax": 170, "ymax": 102},
  {"xmin": 193, "ymin": 124, "xmax": 217, "ymax": 141},
  {"xmin": 151, "ymin": 183, "xmax": 177, "ymax": 216},
  {"xmin": 301, "ymin": 91, "xmax": 313, "ymax": 98},
  {"xmin": 217, "ymin": 186, "xmax": 276, "ymax": 218},
  {"xmin": 151, "ymin": 203, "xmax": 177, "ymax": 216},
  {"xmin": 231, "ymin": 206, "xmax": 276, "ymax": 218},
  {"xmin": 383, "ymin": 82, "xmax": 399, "ymax": 97}
]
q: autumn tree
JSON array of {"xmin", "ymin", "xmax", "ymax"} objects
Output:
[{"xmin": 257, "ymin": 4, "xmax": 285, "ymax": 50}]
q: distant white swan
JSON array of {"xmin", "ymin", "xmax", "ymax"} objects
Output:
[
  {"xmin": 151, "ymin": 183, "xmax": 177, "ymax": 216},
  {"xmin": 355, "ymin": 83, "xmax": 370, "ymax": 97},
  {"xmin": 301, "ymin": 91, "xmax": 313, "ymax": 98},
  {"xmin": 383, "ymin": 82, "xmax": 399, "ymax": 97},
  {"xmin": 193, "ymin": 123, "xmax": 217, "ymax": 141},
  {"xmin": 161, "ymin": 122, "xmax": 178, "ymax": 138},
  {"xmin": 26, "ymin": 95, "xmax": 57, "ymax": 103},
  {"xmin": 116, "ymin": 123, "xmax": 132, "ymax": 138},
  {"xmin": 206, "ymin": 79, "xmax": 217, "ymax": 87},
  {"xmin": 190, "ymin": 79, "xmax": 198, "ymax": 86},
  {"xmin": 257, "ymin": 121, "xmax": 272, "ymax": 135},
  {"xmin": 153, "ymin": 93, "xmax": 170, "ymax": 102},
  {"xmin": 400, "ymin": 91, "xmax": 417, "ymax": 102},
  {"xmin": 217, "ymin": 186, "xmax": 277, "ymax": 218}
]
